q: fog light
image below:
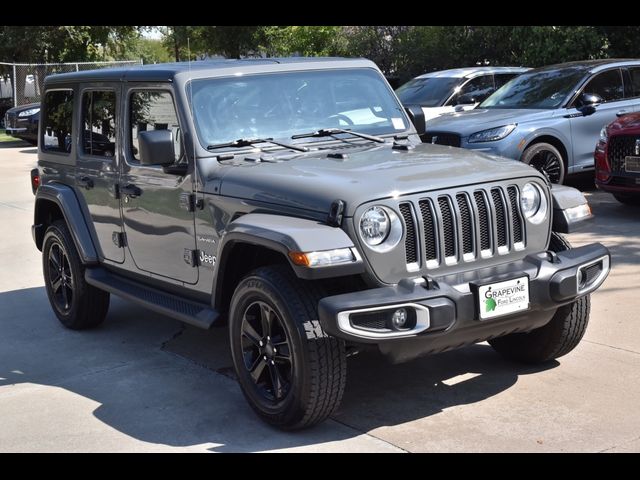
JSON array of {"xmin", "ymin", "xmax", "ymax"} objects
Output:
[{"xmin": 391, "ymin": 308, "xmax": 408, "ymax": 330}]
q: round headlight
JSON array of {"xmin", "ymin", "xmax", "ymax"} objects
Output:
[
  {"xmin": 520, "ymin": 183, "xmax": 548, "ymax": 224},
  {"xmin": 520, "ymin": 183, "xmax": 541, "ymax": 218},
  {"xmin": 360, "ymin": 206, "xmax": 390, "ymax": 246}
]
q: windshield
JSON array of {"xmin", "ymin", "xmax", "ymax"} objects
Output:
[
  {"xmin": 189, "ymin": 69, "xmax": 409, "ymax": 147},
  {"xmin": 395, "ymin": 77, "xmax": 461, "ymax": 107},
  {"xmin": 479, "ymin": 67, "xmax": 587, "ymax": 109}
]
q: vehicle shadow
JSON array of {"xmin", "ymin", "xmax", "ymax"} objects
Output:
[
  {"xmin": 0, "ymin": 285, "xmax": 558, "ymax": 452},
  {"xmin": 0, "ymin": 140, "xmax": 29, "ymax": 149},
  {"xmin": 19, "ymin": 148, "xmax": 37, "ymax": 154}
]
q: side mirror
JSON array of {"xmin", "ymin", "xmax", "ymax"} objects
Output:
[
  {"xmin": 576, "ymin": 93, "xmax": 603, "ymax": 116},
  {"xmin": 404, "ymin": 105, "xmax": 426, "ymax": 136},
  {"xmin": 138, "ymin": 130, "xmax": 175, "ymax": 166}
]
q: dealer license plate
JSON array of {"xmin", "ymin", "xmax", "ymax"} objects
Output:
[
  {"xmin": 625, "ymin": 156, "xmax": 640, "ymax": 173},
  {"xmin": 477, "ymin": 276, "xmax": 529, "ymax": 320}
]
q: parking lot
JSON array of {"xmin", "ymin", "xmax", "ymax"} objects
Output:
[{"xmin": 0, "ymin": 142, "xmax": 639, "ymax": 453}]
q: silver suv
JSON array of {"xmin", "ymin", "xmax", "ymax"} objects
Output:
[{"xmin": 396, "ymin": 66, "xmax": 529, "ymax": 124}]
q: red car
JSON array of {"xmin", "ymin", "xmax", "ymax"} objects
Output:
[{"xmin": 595, "ymin": 112, "xmax": 640, "ymax": 205}]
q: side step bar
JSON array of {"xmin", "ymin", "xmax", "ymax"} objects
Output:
[{"xmin": 85, "ymin": 267, "xmax": 218, "ymax": 329}]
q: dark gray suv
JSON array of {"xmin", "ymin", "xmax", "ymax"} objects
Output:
[{"xmin": 31, "ymin": 58, "xmax": 610, "ymax": 429}]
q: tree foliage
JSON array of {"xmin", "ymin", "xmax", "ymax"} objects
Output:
[{"xmin": 3, "ymin": 26, "xmax": 640, "ymax": 85}]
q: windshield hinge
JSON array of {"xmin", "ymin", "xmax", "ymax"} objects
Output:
[
  {"xmin": 327, "ymin": 199, "xmax": 346, "ymax": 227},
  {"xmin": 180, "ymin": 193, "xmax": 203, "ymax": 212}
]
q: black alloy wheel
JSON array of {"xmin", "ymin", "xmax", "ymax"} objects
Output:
[
  {"xmin": 240, "ymin": 300, "xmax": 293, "ymax": 402},
  {"xmin": 47, "ymin": 241, "xmax": 74, "ymax": 314}
]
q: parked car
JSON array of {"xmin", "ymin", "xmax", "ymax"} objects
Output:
[
  {"xmin": 420, "ymin": 59, "xmax": 640, "ymax": 184},
  {"xmin": 4, "ymin": 102, "xmax": 40, "ymax": 145},
  {"xmin": 31, "ymin": 58, "xmax": 609, "ymax": 429},
  {"xmin": 396, "ymin": 67, "xmax": 529, "ymax": 124},
  {"xmin": 595, "ymin": 112, "xmax": 640, "ymax": 204}
]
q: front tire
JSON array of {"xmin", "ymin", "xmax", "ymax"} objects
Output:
[
  {"xmin": 42, "ymin": 220, "xmax": 110, "ymax": 329},
  {"xmin": 521, "ymin": 142, "xmax": 565, "ymax": 184},
  {"xmin": 229, "ymin": 265, "xmax": 346, "ymax": 429},
  {"xmin": 489, "ymin": 232, "xmax": 590, "ymax": 363}
]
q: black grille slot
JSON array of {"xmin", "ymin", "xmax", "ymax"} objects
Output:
[
  {"xmin": 474, "ymin": 191, "xmax": 491, "ymax": 251},
  {"xmin": 507, "ymin": 186, "xmax": 524, "ymax": 244},
  {"xmin": 399, "ymin": 203, "xmax": 418, "ymax": 265},
  {"xmin": 351, "ymin": 311, "xmax": 388, "ymax": 331},
  {"xmin": 583, "ymin": 262, "xmax": 602, "ymax": 285},
  {"xmin": 491, "ymin": 189, "xmax": 508, "ymax": 247},
  {"xmin": 419, "ymin": 200, "xmax": 438, "ymax": 261},
  {"xmin": 608, "ymin": 135, "xmax": 639, "ymax": 173},
  {"xmin": 456, "ymin": 194, "xmax": 473, "ymax": 255},
  {"xmin": 438, "ymin": 197, "xmax": 456, "ymax": 258},
  {"xmin": 422, "ymin": 131, "xmax": 461, "ymax": 147}
]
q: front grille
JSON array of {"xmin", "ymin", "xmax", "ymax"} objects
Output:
[
  {"xmin": 401, "ymin": 185, "xmax": 526, "ymax": 269},
  {"xmin": 350, "ymin": 311, "xmax": 388, "ymax": 331},
  {"xmin": 5, "ymin": 112, "xmax": 17, "ymax": 129},
  {"xmin": 608, "ymin": 135, "xmax": 640, "ymax": 173},
  {"xmin": 422, "ymin": 131, "xmax": 461, "ymax": 147}
]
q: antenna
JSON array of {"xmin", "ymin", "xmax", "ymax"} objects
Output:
[{"xmin": 187, "ymin": 37, "xmax": 199, "ymax": 193}]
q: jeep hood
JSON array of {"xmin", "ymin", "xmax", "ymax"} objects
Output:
[
  {"xmin": 426, "ymin": 108, "xmax": 551, "ymax": 136},
  {"xmin": 212, "ymin": 143, "xmax": 545, "ymax": 216}
]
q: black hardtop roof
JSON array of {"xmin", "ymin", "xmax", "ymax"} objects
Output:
[{"xmin": 44, "ymin": 57, "xmax": 368, "ymax": 85}]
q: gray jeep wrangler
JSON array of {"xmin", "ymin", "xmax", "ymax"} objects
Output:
[{"xmin": 31, "ymin": 58, "xmax": 610, "ymax": 429}]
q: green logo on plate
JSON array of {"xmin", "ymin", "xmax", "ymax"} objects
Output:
[{"xmin": 485, "ymin": 297, "xmax": 497, "ymax": 312}]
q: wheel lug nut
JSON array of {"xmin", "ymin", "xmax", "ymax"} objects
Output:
[
  {"xmin": 273, "ymin": 348, "xmax": 277, "ymax": 353},
  {"xmin": 259, "ymin": 341, "xmax": 263, "ymax": 347},
  {"xmin": 263, "ymin": 356, "xmax": 267, "ymax": 361}
]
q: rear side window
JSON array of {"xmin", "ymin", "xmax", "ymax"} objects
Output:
[
  {"xmin": 129, "ymin": 90, "xmax": 181, "ymax": 164},
  {"xmin": 82, "ymin": 91, "xmax": 116, "ymax": 157},
  {"xmin": 42, "ymin": 89, "xmax": 74, "ymax": 153},
  {"xmin": 627, "ymin": 68, "xmax": 640, "ymax": 98},
  {"xmin": 494, "ymin": 73, "xmax": 518, "ymax": 89},
  {"xmin": 582, "ymin": 69, "xmax": 624, "ymax": 102}
]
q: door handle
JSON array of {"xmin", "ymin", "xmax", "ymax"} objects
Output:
[
  {"xmin": 121, "ymin": 184, "xmax": 142, "ymax": 198},
  {"xmin": 616, "ymin": 110, "xmax": 630, "ymax": 117},
  {"xmin": 77, "ymin": 176, "xmax": 94, "ymax": 190}
]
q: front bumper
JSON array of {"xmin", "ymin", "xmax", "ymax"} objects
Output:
[{"xmin": 318, "ymin": 242, "xmax": 610, "ymax": 363}]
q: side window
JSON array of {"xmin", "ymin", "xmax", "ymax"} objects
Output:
[
  {"xmin": 582, "ymin": 69, "xmax": 624, "ymax": 103},
  {"xmin": 129, "ymin": 90, "xmax": 181, "ymax": 164},
  {"xmin": 494, "ymin": 73, "xmax": 518, "ymax": 89},
  {"xmin": 452, "ymin": 75, "xmax": 495, "ymax": 105},
  {"xmin": 82, "ymin": 91, "xmax": 116, "ymax": 157},
  {"xmin": 627, "ymin": 68, "xmax": 640, "ymax": 98},
  {"xmin": 42, "ymin": 89, "xmax": 74, "ymax": 153}
]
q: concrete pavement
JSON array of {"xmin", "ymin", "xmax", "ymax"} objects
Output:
[{"xmin": 0, "ymin": 143, "xmax": 638, "ymax": 452}]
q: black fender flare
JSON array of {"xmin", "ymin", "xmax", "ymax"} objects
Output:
[
  {"xmin": 550, "ymin": 184, "xmax": 594, "ymax": 234},
  {"xmin": 213, "ymin": 213, "xmax": 365, "ymax": 307},
  {"xmin": 33, "ymin": 183, "xmax": 99, "ymax": 264}
]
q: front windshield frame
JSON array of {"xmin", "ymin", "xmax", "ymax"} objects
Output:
[
  {"xmin": 395, "ymin": 76, "xmax": 463, "ymax": 108},
  {"xmin": 186, "ymin": 67, "xmax": 413, "ymax": 152},
  {"xmin": 479, "ymin": 67, "xmax": 589, "ymax": 110}
]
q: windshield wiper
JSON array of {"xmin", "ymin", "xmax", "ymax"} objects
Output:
[
  {"xmin": 291, "ymin": 128, "xmax": 386, "ymax": 143},
  {"xmin": 207, "ymin": 137, "xmax": 308, "ymax": 152}
]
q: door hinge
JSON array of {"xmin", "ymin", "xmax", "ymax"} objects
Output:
[
  {"xmin": 184, "ymin": 248, "xmax": 199, "ymax": 267},
  {"xmin": 112, "ymin": 232, "xmax": 127, "ymax": 248},
  {"xmin": 179, "ymin": 193, "xmax": 204, "ymax": 212}
]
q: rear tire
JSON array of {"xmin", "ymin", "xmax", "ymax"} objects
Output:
[
  {"xmin": 521, "ymin": 142, "xmax": 565, "ymax": 184},
  {"xmin": 613, "ymin": 193, "xmax": 640, "ymax": 205},
  {"xmin": 489, "ymin": 232, "xmax": 590, "ymax": 363},
  {"xmin": 229, "ymin": 265, "xmax": 346, "ymax": 429},
  {"xmin": 42, "ymin": 220, "xmax": 110, "ymax": 329}
]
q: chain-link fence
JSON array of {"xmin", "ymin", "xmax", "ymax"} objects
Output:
[{"xmin": 1, "ymin": 60, "xmax": 141, "ymax": 125}]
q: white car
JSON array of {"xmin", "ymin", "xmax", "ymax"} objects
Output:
[{"xmin": 396, "ymin": 66, "xmax": 530, "ymax": 124}]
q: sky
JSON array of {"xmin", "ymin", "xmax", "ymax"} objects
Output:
[{"xmin": 141, "ymin": 27, "xmax": 164, "ymax": 40}]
